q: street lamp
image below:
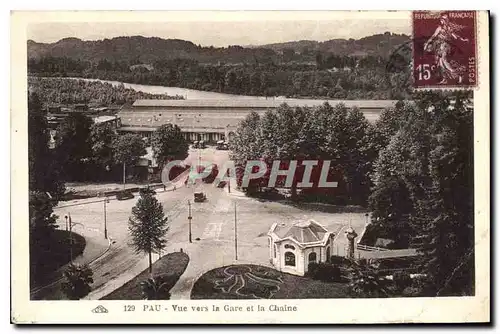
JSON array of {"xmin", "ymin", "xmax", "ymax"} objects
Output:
[
  {"xmin": 66, "ymin": 214, "xmax": 84, "ymax": 264},
  {"xmin": 187, "ymin": 200, "xmax": 192, "ymax": 243},
  {"xmin": 103, "ymin": 196, "xmax": 110, "ymax": 240}
]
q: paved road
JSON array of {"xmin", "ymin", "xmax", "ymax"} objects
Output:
[{"xmin": 40, "ymin": 147, "xmax": 370, "ymax": 300}]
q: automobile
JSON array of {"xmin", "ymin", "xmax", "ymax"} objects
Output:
[
  {"xmin": 194, "ymin": 192, "xmax": 207, "ymax": 202},
  {"xmin": 116, "ymin": 190, "xmax": 134, "ymax": 201},
  {"xmin": 216, "ymin": 140, "xmax": 229, "ymax": 150},
  {"xmin": 192, "ymin": 141, "xmax": 199, "ymax": 148}
]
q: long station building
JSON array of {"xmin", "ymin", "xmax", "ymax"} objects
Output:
[{"xmin": 118, "ymin": 98, "xmax": 397, "ymax": 143}]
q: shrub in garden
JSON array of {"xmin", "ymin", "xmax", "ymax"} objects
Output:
[
  {"xmin": 307, "ymin": 262, "xmax": 319, "ymax": 277},
  {"xmin": 330, "ymin": 255, "xmax": 352, "ymax": 267},
  {"xmin": 61, "ymin": 263, "xmax": 94, "ymax": 300},
  {"xmin": 393, "ymin": 271, "xmax": 412, "ymax": 293},
  {"xmin": 309, "ymin": 263, "xmax": 342, "ymax": 282},
  {"xmin": 140, "ymin": 276, "xmax": 172, "ymax": 300}
]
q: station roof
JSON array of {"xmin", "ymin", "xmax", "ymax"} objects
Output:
[{"xmin": 132, "ymin": 99, "xmax": 398, "ymax": 109}]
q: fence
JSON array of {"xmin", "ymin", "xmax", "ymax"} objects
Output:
[{"xmin": 356, "ymin": 244, "xmax": 389, "ymax": 252}]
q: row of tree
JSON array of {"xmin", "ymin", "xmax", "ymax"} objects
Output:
[
  {"xmin": 368, "ymin": 92, "xmax": 474, "ymax": 296},
  {"xmin": 230, "ymin": 102, "xmax": 377, "ymax": 205},
  {"xmin": 28, "ymin": 77, "xmax": 182, "ymax": 107},
  {"xmin": 232, "ymin": 91, "xmax": 474, "ymax": 296},
  {"xmin": 28, "ymin": 56, "xmax": 410, "ymax": 100}
]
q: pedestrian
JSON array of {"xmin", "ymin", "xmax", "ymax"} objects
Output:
[
  {"xmin": 173, "ymin": 185, "xmax": 176, "ymax": 191},
  {"xmin": 163, "ymin": 184, "xmax": 166, "ymax": 192}
]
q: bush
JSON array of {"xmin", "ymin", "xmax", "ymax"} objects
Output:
[
  {"xmin": 330, "ymin": 255, "xmax": 352, "ymax": 267},
  {"xmin": 116, "ymin": 190, "xmax": 134, "ymax": 200},
  {"xmin": 309, "ymin": 262, "xmax": 341, "ymax": 282},
  {"xmin": 307, "ymin": 262, "xmax": 319, "ymax": 277},
  {"xmin": 393, "ymin": 271, "xmax": 412, "ymax": 292},
  {"xmin": 140, "ymin": 276, "xmax": 172, "ymax": 300}
]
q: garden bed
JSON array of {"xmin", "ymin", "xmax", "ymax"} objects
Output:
[
  {"xmin": 191, "ymin": 264, "xmax": 349, "ymax": 300},
  {"xmin": 30, "ymin": 230, "xmax": 86, "ymax": 287},
  {"xmin": 101, "ymin": 252, "xmax": 189, "ymax": 300}
]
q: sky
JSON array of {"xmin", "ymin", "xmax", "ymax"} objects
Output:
[{"xmin": 27, "ymin": 13, "xmax": 411, "ymax": 47}]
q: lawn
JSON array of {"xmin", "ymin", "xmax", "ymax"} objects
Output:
[
  {"xmin": 30, "ymin": 229, "xmax": 86, "ymax": 288},
  {"xmin": 191, "ymin": 264, "xmax": 349, "ymax": 299},
  {"xmin": 101, "ymin": 252, "xmax": 189, "ymax": 300}
]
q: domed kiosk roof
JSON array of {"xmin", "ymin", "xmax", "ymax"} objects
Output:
[{"xmin": 268, "ymin": 219, "xmax": 332, "ymax": 247}]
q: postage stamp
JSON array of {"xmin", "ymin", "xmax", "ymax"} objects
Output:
[
  {"xmin": 10, "ymin": 10, "xmax": 490, "ymax": 324},
  {"xmin": 412, "ymin": 11, "xmax": 478, "ymax": 89}
]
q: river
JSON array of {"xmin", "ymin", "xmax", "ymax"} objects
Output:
[{"xmin": 62, "ymin": 77, "xmax": 274, "ymax": 100}]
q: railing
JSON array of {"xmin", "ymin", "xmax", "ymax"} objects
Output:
[{"xmin": 357, "ymin": 244, "xmax": 389, "ymax": 252}]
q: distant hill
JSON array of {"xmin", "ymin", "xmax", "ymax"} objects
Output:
[
  {"xmin": 27, "ymin": 36, "xmax": 277, "ymax": 65},
  {"xmin": 27, "ymin": 33, "xmax": 410, "ymax": 65},
  {"xmin": 254, "ymin": 32, "xmax": 410, "ymax": 58}
]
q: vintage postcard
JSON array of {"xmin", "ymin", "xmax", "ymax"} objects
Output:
[{"xmin": 11, "ymin": 10, "xmax": 490, "ymax": 324}]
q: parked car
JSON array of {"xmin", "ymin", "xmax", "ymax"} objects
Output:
[
  {"xmin": 116, "ymin": 190, "xmax": 134, "ymax": 201},
  {"xmin": 216, "ymin": 140, "xmax": 229, "ymax": 150},
  {"xmin": 194, "ymin": 192, "xmax": 207, "ymax": 202}
]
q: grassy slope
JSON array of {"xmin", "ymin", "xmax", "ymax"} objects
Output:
[
  {"xmin": 101, "ymin": 252, "xmax": 189, "ymax": 300},
  {"xmin": 30, "ymin": 230, "xmax": 86, "ymax": 287}
]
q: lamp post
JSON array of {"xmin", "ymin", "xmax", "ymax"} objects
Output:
[
  {"xmin": 65, "ymin": 213, "xmax": 85, "ymax": 264},
  {"xmin": 187, "ymin": 200, "xmax": 192, "ymax": 243},
  {"xmin": 234, "ymin": 202, "xmax": 238, "ymax": 261},
  {"xmin": 103, "ymin": 197, "xmax": 109, "ymax": 240}
]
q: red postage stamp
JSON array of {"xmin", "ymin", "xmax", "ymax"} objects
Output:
[{"xmin": 412, "ymin": 11, "xmax": 477, "ymax": 89}]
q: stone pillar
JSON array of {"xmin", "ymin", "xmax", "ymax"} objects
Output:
[{"xmin": 344, "ymin": 227, "xmax": 358, "ymax": 259}]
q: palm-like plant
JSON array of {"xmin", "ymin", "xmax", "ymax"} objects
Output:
[
  {"xmin": 140, "ymin": 276, "xmax": 171, "ymax": 300},
  {"xmin": 61, "ymin": 263, "xmax": 94, "ymax": 300}
]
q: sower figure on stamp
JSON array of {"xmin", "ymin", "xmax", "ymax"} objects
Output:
[{"xmin": 423, "ymin": 13, "xmax": 469, "ymax": 84}]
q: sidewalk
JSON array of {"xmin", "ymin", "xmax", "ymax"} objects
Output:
[{"xmin": 84, "ymin": 254, "xmax": 150, "ymax": 300}]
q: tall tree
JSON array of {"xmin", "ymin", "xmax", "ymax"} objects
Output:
[
  {"xmin": 112, "ymin": 133, "xmax": 147, "ymax": 186},
  {"xmin": 29, "ymin": 191, "xmax": 59, "ymax": 282},
  {"xmin": 150, "ymin": 124, "xmax": 189, "ymax": 168},
  {"xmin": 28, "ymin": 92, "xmax": 65, "ymax": 198},
  {"xmin": 369, "ymin": 92, "xmax": 474, "ymax": 296},
  {"xmin": 128, "ymin": 188, "xmax": 169, "ymax": 273},
  {"xmin": 90, "ymin": 122, "xmax": 116, "ymax": 171},
  {"xmin": 54, "ymin": 112, "xmax": 93, "ymax": 181}
]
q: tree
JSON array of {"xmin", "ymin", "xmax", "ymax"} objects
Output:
[
  {"xmin": 419, "ymin": 92, "xmax": 474, "ymax": 296},
  {"xmin": 150, "ymin": 124, "xmax": 189, "ymax": 168},
  {"xmin": 90, "ymin": 122, "xmax": 116, "ymax": 172},
  {"xmin": 369, "ymin": 92, "xmax": 474, "ymax": 296},
  {"xmin": 29, "ymin": 191, "xmax": 59, "ymax": 281},
  {"xmin": 61, "ymin": 263, "xmax": 94, "ymax": 300},
  {"xmin": 112, "ymin": 133, "xmax": 147, "ymax": 186},
  {"xmin": 54, "ymin": 112, "xmax": 93, "ymax": 181},
  {"xmin": 28, "ymin": 92, "xmax": 65, "ymax": 198},
  {"xmin": 128, "ymin": 188, "xmax": 169, "ymax": 273}
]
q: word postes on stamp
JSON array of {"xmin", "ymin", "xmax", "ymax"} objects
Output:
[{"xmin": 412, "ymin": 11, "xmax": 477, "ymax": 89}]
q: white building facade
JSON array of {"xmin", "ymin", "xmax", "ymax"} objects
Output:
[{"xmin": 267, "ymin": 220, "xmax": 336, "ymax": 276}]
